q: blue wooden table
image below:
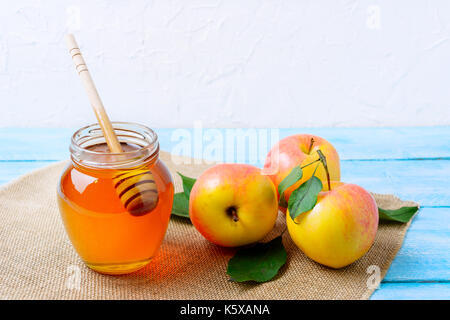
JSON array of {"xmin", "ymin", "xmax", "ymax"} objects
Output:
[{"xmin": 0, "ymin": 127, "xmax": 449, "ymax": 299}]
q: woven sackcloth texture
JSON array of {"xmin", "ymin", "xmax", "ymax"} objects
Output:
[{"xmin": 0, "ymin": 151, "xmax": 418, "ymax": 300}]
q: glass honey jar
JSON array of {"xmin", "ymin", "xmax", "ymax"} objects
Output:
[{"xmin": 57, "ymin": 122, "xmax": 174, "ymax": 275}]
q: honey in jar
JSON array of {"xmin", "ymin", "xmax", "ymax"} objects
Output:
[{"xmin": 57, "ymin": 122, "xmax": 174, "ymax": 275}]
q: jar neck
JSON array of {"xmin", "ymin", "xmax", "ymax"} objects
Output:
[{"xmin": 70, "ymin": 122, "xmax": 159, "ymax": 170}]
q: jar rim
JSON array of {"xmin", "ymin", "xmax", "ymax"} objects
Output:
[{"xmin": 70, "ymin": 122, "xmax": 159, "ymax": 169}]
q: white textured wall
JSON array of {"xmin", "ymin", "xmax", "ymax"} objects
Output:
[{"xmin": 1, "ymin": 0, "xmax": 450, "ymax": 128}]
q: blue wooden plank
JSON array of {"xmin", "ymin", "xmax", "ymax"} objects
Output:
[
  {"xmin": 0, "ymin": 161, "xmax": 57, "ymax": 185},
  {"xmin": 384, "ymin": 208, "xmax": 450, "ymax": 282},
  {"xmin": 371, "ymin": 282, "xmax": 450, "ymax": 300},
  {"xmin": 263, "ymin": 126, "xmax": 450, "ymax": 161},
  {"xmin": 1, "ymin": 127, "xmax": 450, "ymax": 161},
  {"xmin": 0, "ymin": 128, "xmax": 72, "ymax": 161},
  {"xmin": 341, "ymin": 160, "xmax": 450, "ymax": 207}
]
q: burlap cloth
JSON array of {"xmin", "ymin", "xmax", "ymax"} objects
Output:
[{"xmin": 0, "ymin": 151, "xmax": 419, "ymax": 300}]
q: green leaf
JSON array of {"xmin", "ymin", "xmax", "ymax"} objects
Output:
[
  {"xmin": 288, "ymin": 176, "xmax": 323, "ymax": 221},
  {"xmin": 277, "ymin": 165, "xmax": 303, "ymax": 208},
  {"xmin": 378, "ymin": 206, "xmax": 419, "ymax": 223},
  {"xmin": 227, "ymin": 236, "xmax": 287, "ymax": 283},
  {"xmin": 171, "ymin": 192, "xmax": 190, "ymax": 219},
  {"xmin": 171, "ymin": 172, "xmax": 197, "ymax": 220},
  {"xmin": 177, "ymin": 172, "xmax": 196, "ymax": 197}
]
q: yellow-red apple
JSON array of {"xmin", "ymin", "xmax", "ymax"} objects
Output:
[
  {"xmin": 263, "ymin": 134, "xmax": 340, "ymax": 206},
  {"xmin": 189, "ymin": 164, "xmax": 278, "ymax": 247},
  {"xmin": 287, "ymin": 182, "xmax": 378, "ymax": 268}
]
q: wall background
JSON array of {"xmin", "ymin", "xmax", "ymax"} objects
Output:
[{"xmin": 1, "ymin": 0, "xmax": 449, "ymax": 128}]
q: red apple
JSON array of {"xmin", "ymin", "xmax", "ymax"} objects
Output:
[
  {"xmin": 287, "ymin": 182, "xmax": 378, "ymax": 268},
  {"xmin": 264, "ymin": 134, "xmax": 340, "ymax": 206},
  {"xmin": 189, "ymin": 164, "xmax": 279, "ymax": 247}
]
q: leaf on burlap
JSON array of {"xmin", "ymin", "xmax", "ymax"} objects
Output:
[
  {"xmin": 378, "ymin": 206, "xmax": 419, "ymax": 223},
  {"xmin": 178, "ymin": 172, "xmax": 196, "ymax": 197},
  {"xmin": 171, "ymin": 192, "xmax": 190, "ymax": 219},
  {"xmin": 171, "ymin": 173, "xmax": 197, "ymax": 220},
  {"xmin": 227, "ymin": 236, "xmax": 287, "ymax": 283}
]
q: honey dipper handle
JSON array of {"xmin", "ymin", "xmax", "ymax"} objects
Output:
[{"xmin": 65, "ymin": 34, "xmax": 123, "ymax": 153}]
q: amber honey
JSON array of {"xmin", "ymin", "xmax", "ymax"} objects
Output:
[{"xmin": 57, "ymin": 123, "xmax": 174, "ymax": 275}]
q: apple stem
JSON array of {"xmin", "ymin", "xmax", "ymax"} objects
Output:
[
  {"xmin": 316, "ymin": 150, "xmax": 331, "ymax": 191},
  {"xmin": 325, "ymin": 167, "xmax": 331, "ymax": 191},
  {"xmin": 308, "ymin": 138, "xmax": 315, "ymax": 154},
  {"xmin": 227, "ymin": 206, "xmax": 239, "ymax": 222}
]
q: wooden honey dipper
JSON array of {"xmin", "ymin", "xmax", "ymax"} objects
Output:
[{"xmin": 65, "ymin": 34, "xmax": 158, "ymax": 216}]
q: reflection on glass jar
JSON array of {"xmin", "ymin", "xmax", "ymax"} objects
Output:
[{"xmin": 57, "ymin": 122, "xmax": 174, "ymax": 275}]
